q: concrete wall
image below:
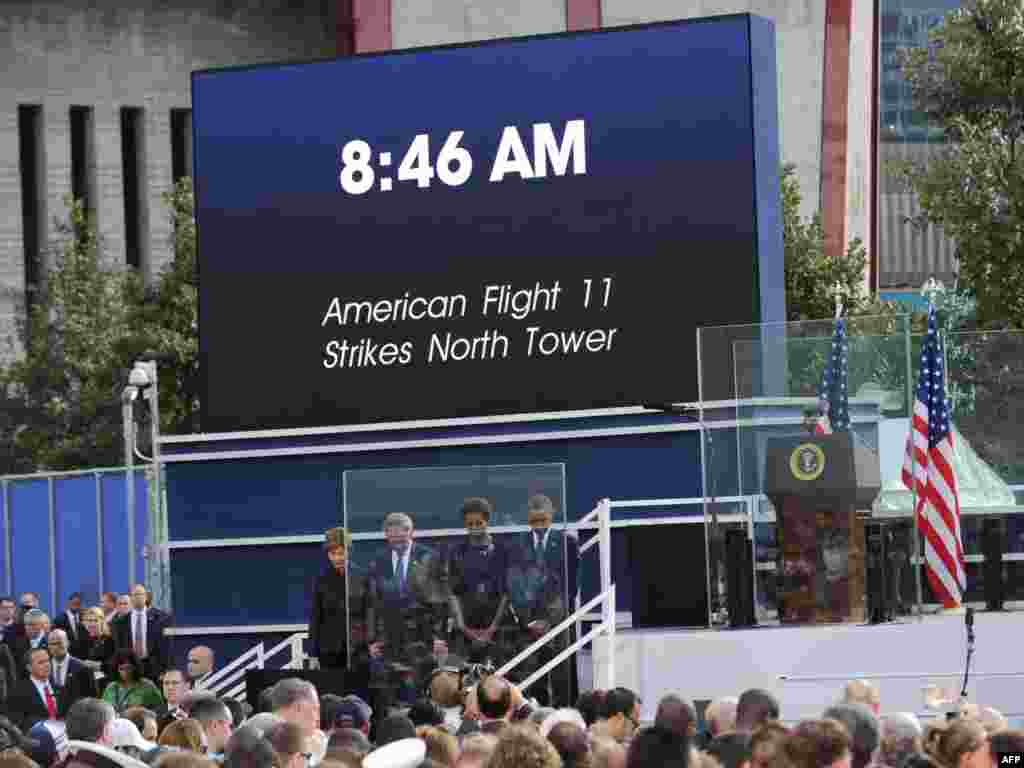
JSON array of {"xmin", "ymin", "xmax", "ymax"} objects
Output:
[
  {"xmin": 846, "ymin": 0, "xmax": 875, "ymax": 261},
  {"xmin": 603, "ymin": 0, "xmax": 828, "ymax": 226},
  {"xmin": 0, "ymin": 0, "xmax": 336, "ymax": 358},
  {"xmin": 392, "ymin": 0, "xmax": 565, "ymax": 49}
]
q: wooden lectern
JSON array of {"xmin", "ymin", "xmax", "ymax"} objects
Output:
[{"xmin": 764, "ymin": 433, "xmax": 880, "ymax": 624}]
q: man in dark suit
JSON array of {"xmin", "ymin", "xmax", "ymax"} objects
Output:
[
  {"xmin": 53, "ymin": 593, "xmax": 89, "ymax": 660},
  {"xmin": 111, "ymin": 584, "xmax": 169, "ymax": 681},
  {"xmin": 507, "ymin": 493, "xmax": 579, "ymax": 707},
  {"xmin": 367, "ymin": 513, "xmax": 447, "ymax": 706},
  {"xmin": 47, "ymin": 628, "xmax": 97, "ymax": 715},
  {"xmin": 8, "ymin": 647, "xmax": 57, "ymax": 731}
]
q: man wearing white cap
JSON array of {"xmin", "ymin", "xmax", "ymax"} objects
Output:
[{"xmin": 362, "ymin": 738, "xmax": 426, "ymax": 768}]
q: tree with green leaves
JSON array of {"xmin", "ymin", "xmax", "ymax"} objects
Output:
[
  {"xmin": 0, "ymin": 179, "xmax": 200, "ymax": 472},
  {"xmin": 129, "ymin": 178, "xmax": 200, "ymax": 437},
  {"xmin": 897, "ymin": 0, "xmax": 1024, "ymax": 328},
  {"xmin": 781, "ymin": 164, "xmax": 870, "ymax": 321},
  {"xmin": 0, "ymin": 198, "xmax": 143, "ymax": 470}
]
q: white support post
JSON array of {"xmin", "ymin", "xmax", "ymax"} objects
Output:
[
  {"xmin": 598, "ymin": 500, "xmax": 612, "ymax": 599},
  {"xmin": 597, "ymin": 500, "xmax": 615, "ymax": 689},
  {"xmin": 597, "ymin": 583, "xmax": 617, "ymax": 690},
  {"xmin": 291, "ymin": 634, "xmax": 305, "ymax": 668}
]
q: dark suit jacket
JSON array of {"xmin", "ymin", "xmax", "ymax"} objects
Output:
[
  {"xmin": 54, "ymin": 611, "xmax": 90, "ymax": 658},
  {"xmin": 51, "ymin": 655, "xmax": 98, "ymax": 715},
  {"xmin": 4, "ymin": 623, "xmax": 30, "ymax": 678},
  {"xmin": 110, "ymin": 610, "xmax": 169, "ymax": 678},
  {"xmin": 309, "ymin": 566, "xmax": 370, "ymax": 659},
  {"xmin": 367, "ymin": 543, "xmax": 445, "ymax": 644},
  {"xmin": 8, "ymin": 678, "xmax": 53, "ymax": 731},
  {"xmin": 0, "ymin": 642, "xmax": 16, "ymax": 702},
  {"xmin": 508, "ymin": 528, "xmax": 579, "ymax": 626}
]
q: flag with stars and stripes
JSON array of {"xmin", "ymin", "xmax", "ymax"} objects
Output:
[
  {"xmin": 901, "ymin": 305, "xmax": 966, "ymax": 607},
  {"xmin": 815, "ymin": 318, "xmax": 850, "ymax": 434}
]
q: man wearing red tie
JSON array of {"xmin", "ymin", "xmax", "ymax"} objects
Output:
[
  {"xmin": 9, "ymin": 647, "xmax": 58, "ymax": 731},
  {"xmin": 111, "ymin": 584, "xmax": 168, "ymax": 681}
]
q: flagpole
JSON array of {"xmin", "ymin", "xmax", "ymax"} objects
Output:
[{"xmin": 904, "ymin": 308, "xmax": 923, "ymax": 619}]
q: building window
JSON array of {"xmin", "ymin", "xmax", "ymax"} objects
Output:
[
  {"xmin": 170, "ymin": 108, "xmax": 192, "ymax": 185},
  {"xmin": 120, "ymin": 107, "xmax": 146, "ymax": 269},
  {"xmin": 18, "ymin": 105, "xmax": 43, "ymax": 301},
  {"xmin": 70, "ymin": 106, "xmax": 95, "ymax": 223}
]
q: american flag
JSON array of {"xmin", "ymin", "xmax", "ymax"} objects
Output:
[
  {"xmin": 901, "ymin": 305, "xmax": 966, "ymax": 607},
  {"xmin": 815, "ymin": 318, "xmax": 850, "ymax": 434}
]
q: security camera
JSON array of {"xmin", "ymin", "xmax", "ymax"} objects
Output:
[{"xmin": 129, "ymin": 364, "xmax": 151, "ymax": 388}]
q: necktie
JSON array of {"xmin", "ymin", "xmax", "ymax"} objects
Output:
[
  {"xmin": 397, "ymin": 554, "xmax": 407, "ymax": 595},
  {"xmin": 134, "ymin": 613, "xmax": 145, "ymax": 658},
  {"xmin": 44, "ymin": 685, "xmax": 57, "ymax": 719}
]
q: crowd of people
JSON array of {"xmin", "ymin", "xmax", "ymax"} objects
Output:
[
  {"xmin": 0, "ymin": 663, "xmax": 1021, "ymax": 768},
  {"xmin": 0, "ymin": 586, "xmax": 217, "ymax": 732},
  {"xmin": 0, "ymin": 493, "xmax": 1021, "ymax": 768}
]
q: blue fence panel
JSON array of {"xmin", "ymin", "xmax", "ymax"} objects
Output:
[
  {"xmin": 134, "ymin": 472, "xmax": 148, "ymax": 589},
  {"xmin": 100, "ymin": 473, "xmax": 132, "ymax": 595},
  {"xmin": 10, "ymin": 478, "xmax": 52, "ymax": 613},
  {"xmin": 54, "ymin": 476, "xmax": 101, "ymax": 607}
]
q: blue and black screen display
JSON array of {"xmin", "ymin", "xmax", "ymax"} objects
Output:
[{"xmin": 193, "ymin": 14, "xmax": 783, "ymax": 431}]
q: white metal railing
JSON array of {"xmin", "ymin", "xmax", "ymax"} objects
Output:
[
  {"xmin": 496, "ymin": 498, "xmax": 617, "ymax": 690},
  {"xmin": 201, "ymin": 632, "xmax": 308, "ymax": 701}
]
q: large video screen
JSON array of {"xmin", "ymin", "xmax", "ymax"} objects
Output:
[{"xmin": 193, "ymin": 15, "xmax": 783, "ymax": 432}]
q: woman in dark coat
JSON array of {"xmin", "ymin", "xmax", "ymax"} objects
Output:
[{"xmin": 309, "ymin": 526, "xmax": 376, "ymax": 671}]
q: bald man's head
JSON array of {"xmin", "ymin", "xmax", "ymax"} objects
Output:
[
  {"xmin": 187, "ymin": 645, "xmax": 215, "ymax": 679},
  {"xmin": 477, "ymin": 677, "xmax": 512, "ymax": 721}
]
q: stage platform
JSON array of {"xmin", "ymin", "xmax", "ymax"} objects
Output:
[{"xmin": 586, "ymin": 611, "xmax": 1024, "ymax": 723}]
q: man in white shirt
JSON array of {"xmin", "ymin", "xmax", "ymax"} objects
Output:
[
  {"xmin": 113, "ymin": 584, "xmax": 168, "ymax": 680},
  {"xmin": 24, "ymin": 610, "xmax": 49, "ymax": 650},
  {"xmin": 158, "ymin": 668, "xmax": 190, "ymax": 731},
  {"xmin": 9, "ymin": 647, "xmax": 57, "ymax": 731},
  {"xmin": 48, "ymin": 629, "xmax": 97, "ymax": 715},
  {"xmin": 54, "ymin": 594, "xmax": 86, "ymax": 658}
]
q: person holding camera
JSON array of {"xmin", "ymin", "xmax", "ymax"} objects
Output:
[{"xmin": 447, "ymin": 498, "xmax": 510, "ymax": 666}]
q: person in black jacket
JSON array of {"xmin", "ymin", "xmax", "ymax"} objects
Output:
[
  {"xmin": 507, "ymin": 493, "xmax": 579, "ymax": 707},
  {"xmin": 448, "ymin": 498, "xmax": 510, "ymax": 665},
  {"xmin": 309, "ymin": 526, "xmax": 375, "ymax": 671}
]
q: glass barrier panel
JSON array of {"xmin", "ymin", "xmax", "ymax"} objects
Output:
[
  {"xmin": 943, "ymin": 329, "xmax": 1024, "ymax": 609},
  {"xmin": 341, "ymin": 463, "xmax": 574, "ymax": 709},
  {"xmin": 700, "ymin": 315, "xmax": 917, "ymax": 626}
]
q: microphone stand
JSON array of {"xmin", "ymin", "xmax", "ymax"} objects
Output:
[{"xmin": 959, "ymin": 606, "xmax": 975, "ymax": 706}]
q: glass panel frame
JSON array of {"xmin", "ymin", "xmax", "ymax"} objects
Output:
[
  {"xmin": 340, "ymin": 462, "xmax": 574, "ymax": 708},
  {"xmin": 698, "ymin": 315, "xmax": 920, "ymax": 625}
]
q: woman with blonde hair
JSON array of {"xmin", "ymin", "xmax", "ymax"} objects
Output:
[
  {"xmin": 926, "ymin": 718, "xmax": 990, "ymax": 768},
  {"xmin": 487, "ymin": 726, "xmax": 561, "ymax": 768},
  {"xmin": 415, "ymin": 726, "xmax": 459, "ymax": 767},
  {"xmin": 81, "ymin": 606, "xmax": 116, "ymax": 680},
  {"xmin": 159, "ymin": 719, "xmax": 208, "ymax": 754}
]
